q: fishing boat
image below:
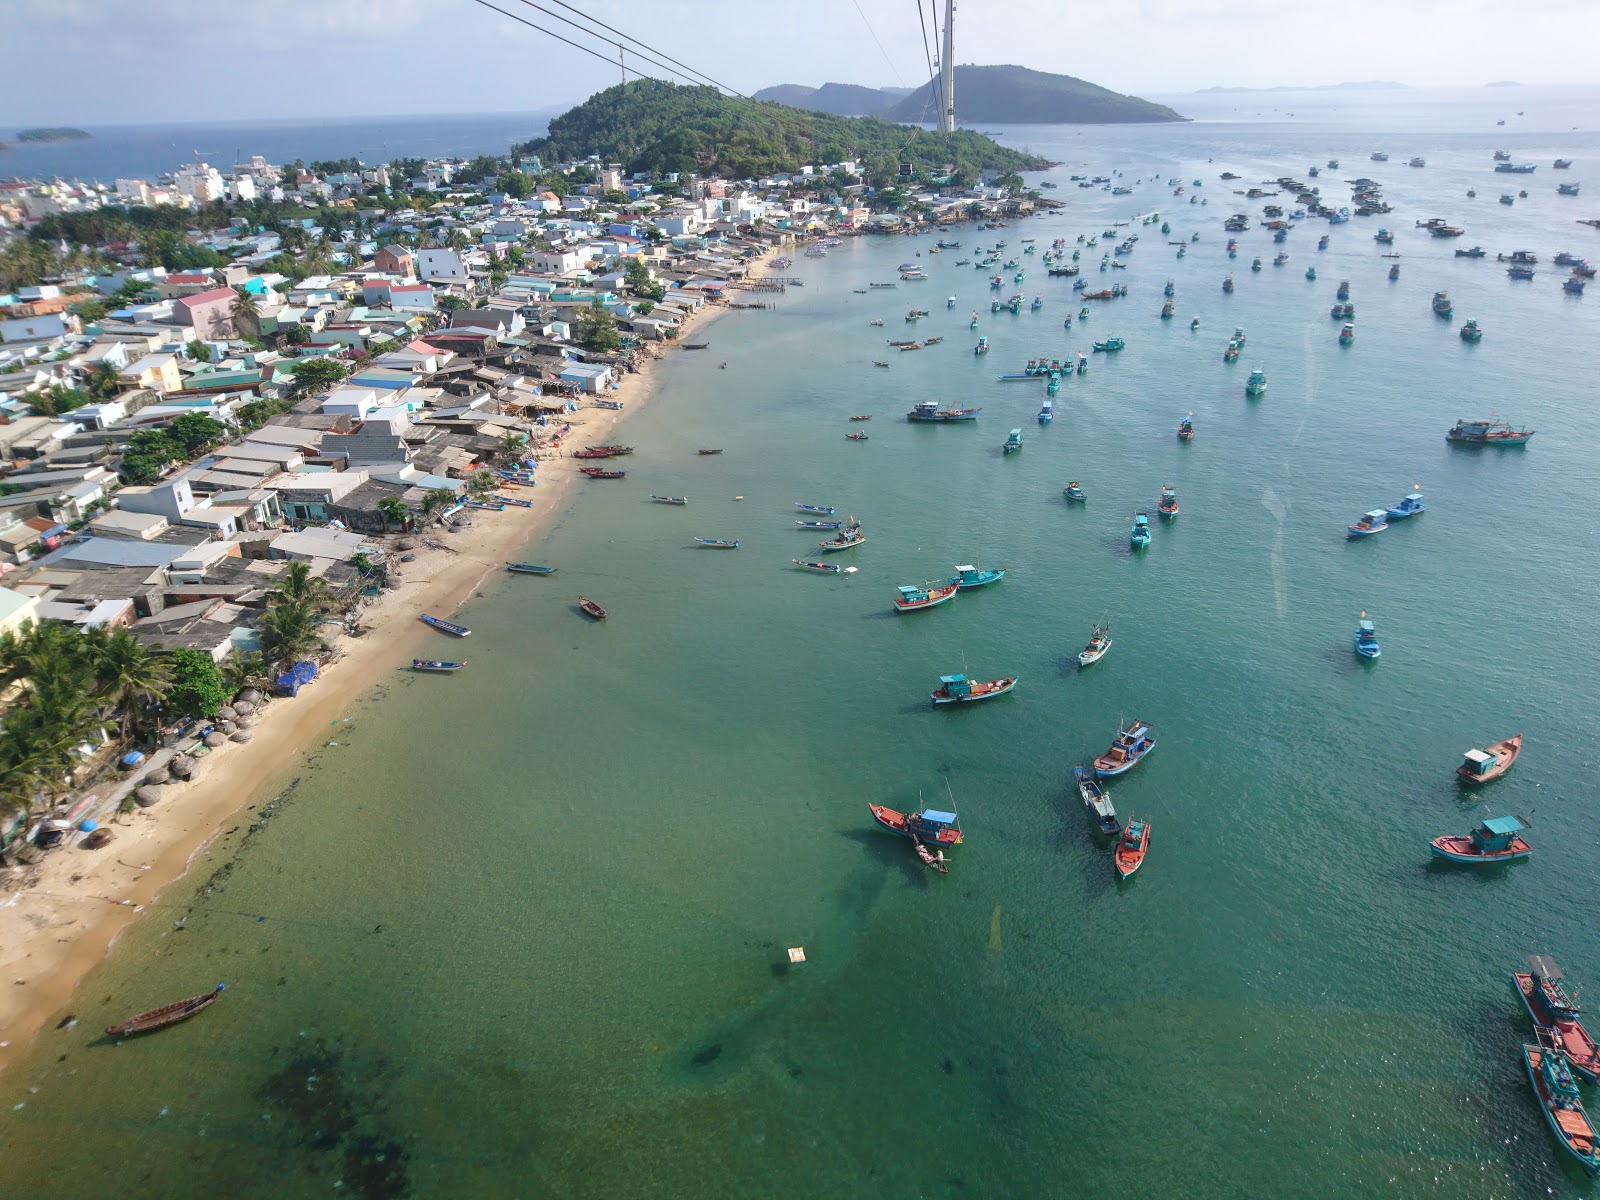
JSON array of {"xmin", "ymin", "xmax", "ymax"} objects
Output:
[
  {"xmin": 1431, "ymin": 290, "xmax": 1454, "ymax": 317},
  {"xmin": 796, "ymin": 519, "xmax": 842, "ymax": 530},
  {"xmin": 507, "ymin": 563, "xmax": 557, "ymax": 574},
  {"xmin": 893, "ymin": 582, "xmax": 958, "ymax": 613},
  {"xmin": 1130, "ymin": 513, "xmax": 1152, "ymax": 548},
  {"xmin": 1223, "ymin": 276, "xmax": 1235, "ymax": 293},
  {"xmin": 1346, "ymin": 509, "xmax": 1388, "ymax": 538},
  {"xmin": 974, "ymin": 336, "xmax": 989, "ymax": 354},
  {"xmin": 1318, "ymin": 234, "xmax": 1330, "ymax": 250},
  {"xmin": 931, "ymin": 673, "xmax": 1019, "ymax": 704},
  {"xmin": 105, "ymin": 984, "xmax": 225, "ymax": 1037},
  {"xmin": 1245, "ymin": 368, "xmax": 1266, "ymax": 397},
  {"xmin": 1223, "ymin": 339, "xmax": 1241, "ymax": 363},
  {"xmin": 1064, "ymin": 481, "xmax": 1087, "ymax": 503},
  {"xmin": 1305, "ymin": 267, "xmax": 1317, "ymax": 281},
  {"xmin": 1339, "ymin": 322, "xmax": 1355, "ymax": 346},
  {"xmin": 1078, "ymin": 623, "xmax": 1112, "ymax": 667},
  {"xmin": 1495, "ymin": 162, "xmax": 1537, "ymax": 174},
  {"xmin": 579, "ymin": 468, "xmax": 625, "ymax": 479},
  {"xmin": 649, "ymin": 495, "xmax": 688, "ymax": 505},
  {"xmin": 1388, "ymin": 264, "xmax": 1400, "ymax": 281},
  {"xmin": 1354, "ymin": 613, "xmax": 1381, "ymax": 660},
  {"xmin": 868, "ymin": 802, "xmax": 962, "ymax": 850},
  {"xmin": 1459, "ymin": 319, "xmax": 1483, "ymax": 343},
  {"xmin": 846, "ymin": 431, "xmax": 870, "ymax": 441},
  {"xmin": 1445, "ymin": 417, "xmax": 1534, "ymax": 445},
  {"xmin": 1514, "ymin": 957, "xmax": 1600, "ymax": 1083},
  {"xmin": 693, "ymin": 537, "xmax": 739, "ymax": 549},
  {"xmin": 1457, "ymin": 734, "xmax": 1523, "ymax": 784},
  {"xmin": 1092, "ymin": 337, "xmax": 1125, "ymax": 352},
  {"xmin": 1003, "ymin": 428, "xmax": 1024, "ymax": 454},
  {"xmin": 1430, "ymin": 815, "xmax": 1532, "ymax": 863},
  {"xmin": 1075, "ymin": 766, "xmax": 1120, "ymax": 835},
  {"xmin": 1386, "ymin": 491, "xmax": 1425, "ymax": 519},
  {"xmin": 792, "ymin": 559, "xmax": 856, "ymax": 574},
  {"xmin": 795, "ymin": 501, "xmax": 836, "ymax": 514},
  {"xmin": 907, "ymin": 401, "xmax": 982, "ymax": 422},
  {"xmin": 413, "ymin": 659, "xmax": 464, "ymax": 673},
  {"xmin": 1555, "ymin": 159, "xmax": 1574, "ymax": 169},
  {"xmin": 1039, "ymin": 399, "xmax": 1054, "ymax": 423},
  {"xmin": 1559, "ymin": 182, "xmax": 1581, "ymax": 196},
  {"xmin": 577, "ymin": 597, "xmax": 607, "ymax": 619},
  {"xmin": 950, "ymin": 564, "xmax": 1005, "ymax": 589},
  {"xmin": 587, "ymin": 444, "xmax": 633, "ymax": 456},
  {"xmin": 1251, "ymin": 257, "xmax": 1263, "ymax": 272},
  {"xmin": 1161, "ymin": 300, "xmax": 1176, "ymax": 319},
  {"xmin": 1524, "ymin": 1035, "xmax": 1600, "ymax": 1176},
  {"xmin": 421, "ymin": 614, "xmax": 471, "ymax": 637},
  {"xmin": 1114, "ymin": 818, "xmax": 1151, "ymax": 879},
  {"xmin": 1563, "ymin": 277, "xmax": 1586, "ymax": 293},
  {"xmin": 1177, "ymin": 414, "xmax": 1194, "ymax": 441},
  {"xmin": 1156, "ymin": 486, "xmax": 1179, "ymax": 519},
  {"xmin": 1272, "ymin": 252, "xmax": 1289, "ymax": 266},
  {"xmin": 818, "ymin": 528, "xmax": 866, "ymax": 552},
  {"xmin": 696, "ymin": 448, "xmax": 724, "ymax": 455},
  {"xmin": 1507, "ymin": 265, "xmax": 1535, "ymax": 280}
]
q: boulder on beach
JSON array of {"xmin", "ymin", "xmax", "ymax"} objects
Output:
[
  {"xmin": 83, "ymin": 828, "xmax": 114, "ymax": 850},
  {"xmin": 216, "ymin": 705, "xmax": 238, "ymax": 722},
  {"xmin": 203, "ymin": 732, "xmax": 226, "ymax": 749},
  {"xmin": 396, "ymin": 538, "xmax": 415, "ymax": 551},
  {"xmin": 230, "ymin": 730, "xmax": 253, "ymax": 743},
  {"xmin": 233, "ymin": 699, "xmax": 256, "ymax": 715},
  {"xmin": 235, "ymin": 688, "xmax": 261, "ymax": 705},
  {"xmin": 135, "ymin": 787, "xmax": 162, "ymax": 808},
  {"xmin": 143, "ymin": 767, "xmax": 170, "ymax": 786}
]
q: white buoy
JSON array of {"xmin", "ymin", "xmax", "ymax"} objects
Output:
[{"xmin": 787, "ymin": 947, "xmax": 806, "ymax": 964}]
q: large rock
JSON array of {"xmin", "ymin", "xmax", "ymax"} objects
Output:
[
  {"xmin": 237, "ymin": 715, "xmax": 257, "ymax": 729},
  {"xmin": 396, "ymin": 538, "xmax": 415, "ymax": 551},
  {"xmin": 217, "ymin": 720, "xmax": 237, "ymax": 735},
  {"xmin": 229, "ymin": 730, "xmax": 253, "ymax": 744},
  {"xmin": 135, "ymin": 787, "xmax": 162, "ymax": 808},
  {"xmin": 202, "ymin": 732, "xmax": 226, "ymax": 749}
]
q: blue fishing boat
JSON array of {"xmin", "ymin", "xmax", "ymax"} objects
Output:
[
  {"xmin": 1031, "ymin": 297, "xmax": 1044, "ymax": 311},
  {"xmin": 1339, "ymin": 322, "xmax": 1355, "ymax": 346},
  {"xmin": 1130, "ymin": 513, "xmax": 1152, "ymax": 548},
  {"xmin": 1003, "ymin": 428, "xmax": 1024, "ymax": 454},
  {"xmin": 420, "ymin": 614, "xmax": 471, "ymax": 637},
  {"xmin": 1514, "ymin": 957, "xmax": 1600, "ymax": 1084},
  {"xmin": 795, "ymin": 501, "xmax": 836, "ymax": 514},
  {"xmin": 506, "ymin": 563, "xmax": 557, "ymax": 574},
  {"xmin": 1039, "ymin": 399, "xmax": 1054, "ymax": 423},
  {"xmin": 868, "ymin": 802, "xmax": 962, "ymax": 850},
  {"xmin": 1386, "ymin": 491, "xmax": 1425, "ymax": 519},
  {"xmin": 796, "ymin": 519, "xmax": 842, "ymax": 530},
  {"xmin": 1092, "ymin": 337, "xmax": 1125, "ymax": 352},
  {"xmin": 950, "ymin": 564, "xmax": 1005, "ymax": 589},
  {"xmin": 412, "ymin": 659, "xmax": 465, "ymax": 673},
  {"xmin": 931, "ymin": 673, "xmax": 1018, "ymax": 705},
  {"xmin": 1347, "ymin": 510, "xmax": 1388, "ymax": 538},
  {"xmin": 1064, "ymin": 481, "xmax": 1087, "ymax": 503},
  {"xmin": 893, "ymin": 582, "xmax": 959, "ymax": 612},
  {"xmin": 1305, "ymin": 266, "xmax": 1317, "ymax": 281},
  {"xmin": 1524, "ymin": 1036, "xmax": 1600, "ymax": 1176},
  {"xmin": 1075, "ymin": 766, "xmax": 1120, "ymax": 835},
  {"xmin": 694, "ymin": 537, "xmax": 739, "ymax": 548},
  {"xmin": 1245, "ymin": 368, "xmax": 1266, "ymax": 397},
  {"xmin": 1354, "ymin": 612, "xmax": 1381, "ymax": 659},
  {"xmin": 1430, "ymin": 815, "xmax": 1532, "ymax": 863},
  {"xmin": 974, "ymin": 336, "xmax": 989, "ymax": 354},
  {"xmin": 907, "ymin": 401, "xmax": 981, "ymax": 422},
  {"xmin": 1094, "ymin": 719, "xmax": 1156, "ymax": 778}
]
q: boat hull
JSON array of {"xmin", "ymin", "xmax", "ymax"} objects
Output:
[
  {"xmin": 931, "ymin": 677, "xmax": 1018, "ymax": 704},
  {"xmin": 1457, "ymin": 734, "xmax": 1522, "ymax": 783},
  {"xmin": 1524, "ymin": 1044, "xmax": 1600, "ymax": 1176},
  {"xmin": 894, "ymin": 585, "xmax": 958, "ymax": 612}
]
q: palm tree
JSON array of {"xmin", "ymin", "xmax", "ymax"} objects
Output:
[
  {"xmin": 231, "ymin": 287, "xmax": 261, "ymax": 339},
  {"xmin": 272, "ymin": 560, "xmax": 334, "ymax": 611},
  {"xmin": 256, "ymin": 601, "xmax": 324, "ymax": 669},
  {"xmin": 221, "ymin": 648, "xmax": 267, "ymax": 694},
  {"xmin": 497, "ymin": 431, "xmax": 525, "ymax": 463},
  {"xmin": 377, "ymin": 496, "xmax": 410, "ymax": 530},
  {"xmin": 85, "ymin": 361, "xmax": 124, "ymax": 400},
  {"xmin": 446, "ymin": 228, "xmax": 469, "ymax": 253},
  {"xmin": 420, "ymin": 488, "xmax": 454, "ymax": 520},
  {"xmin": 89, "ymin": 627, "xmax": 171, "ymax": 739}
]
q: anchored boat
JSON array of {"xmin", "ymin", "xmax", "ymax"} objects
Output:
[
  {"xmin": 506, "ymin": 563, "xmax": 557, "ymax": 574},
  {"xmin": 578, "ymin": 597, "xmax": 607, "ymax": 619},
  {"xmin": 1457, "ymin": 734, "xmax": 1522, "ymax": 784},
  {"xmin": 950, "ymin": 564, "xmax": 1005, "ymax": 589},
  {"xmin": 1524, "ymin": 1035, "xmax": 1600, "ymax": 1176},
  {"xmin": 795, "ymin": 501, "xmax": 836, "ymax": 514},
  {"xmin": 421, "ymin": 614, "xmax": 471, "ymax": 637},
  {"xmin": 1157, "ymin": 485, "xmax": 1179, "ymax": 519},
  {"xmin": 1114, "ymin": 818, "xmax": 1151, "ymax": 879},
  {"xmin": 1064, "ymin": 481, "xmax": 1087, "ymax": 503},
  {"xmin": 1430, "ymin": 815, "xmax": 1532, "ymax": 863},
  {"xmin": 1094, "ymin": 719, "xmax": 1156, "ymax": 778},
  {"xmin": 693, "ymin": 537, "xmax": 739, "ymax": 548},
  {"xmin": 105, "ymin": 984, "xmax": 226, "ymax": 1037},
  {"xmin": 1514, "ymin": 957, "xmax": 1600, "ymax": 1083},
  {"xmin": 1130, "ymin": 513, "xmax": 1152, "ymax": 548},
  {"xmin": 1177, "ymin": 414, "xmax": 1194, "ymax": 441},
  {"xmin": 1386, "ymin": 491, "xmax": 1426, "ymax": 520},
  {"xmin": 1354, "ymin": 612, "xmax": 1381, "ymax": 659},
  {"xmin": 412, "ymin": 659, "xmax": 465, "ymax": 673},
  {"xmin": 869, "ymin": 802, "xmax": 962, "ymax": 849},
  {"xmin": 792, "ymin": 559, "xmax": 856, "ymax": 574},
  {"xmin": 649, "ymin": 495, "xmax": 688, "ymax": 505},
  {"xmin": 1446, "ymin": 417, "xmax": 1533, "ymax": 445},
  {"xmin": 931, "ymin": 673, "xmax": 1019, "ymax": 705},
  {"xmin": 1347, "ymin": 510, "xmax": 1388, "ymax": 538},
  {"xmin": 1245, "ymin": 368, "xmax": 1266, "ymax": 397},
  {"xmin": 907, "ymin": 401, "xmax": 981, "ymax": 422},
  {"xmin": 1078, "ymin": 623, "xmax": 1112, "ymax": 667},
  {"xmin": 893, "ymin": 582, "xmax": 958, "ymax": 612},
  {"xmin": 1075, "ymin": 766, "xmax": 1120, "ymax": 835},
  {"xmin": 1003, "ymin": 428, "xmax": 1024, "ymax": 454}
]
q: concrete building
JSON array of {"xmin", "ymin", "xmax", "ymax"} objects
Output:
[{"xmin": 173, "ymin": 287, "xmax": 238, "ymax": 339}]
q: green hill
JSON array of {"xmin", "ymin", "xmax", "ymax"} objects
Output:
[
  {"xmin": 752, "ymin": 82, "xmax": 909, "ymax": 117},
  {"xmin": 884, "ymin": 65, "xmax": 1184, "ymax": 124},
  {"xmin": 515, "ymin": 81, "xmax": 1051, "ymax": 183}
]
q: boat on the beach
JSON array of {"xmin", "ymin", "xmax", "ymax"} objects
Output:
[
  {"xmin": 1003, "ymin": 428, "xmax": 1024, "ymax": 454},
  {"xmin": 1130, "ymin": 513, "xmax": 1151, "ymax": 548},
  {"xmin": 893, "ymin": 582, "xmax": 959, "ymax": 612},
  {"xmin": 1064, "ymin": 481, "xmax": 1087, "ymax": 503},
  {"xmin": 1457, "ymin": 734, "xmax": 1523, "ymax": 784},
  {"xmin": 792, "ymin": 559, "xmax": 856, "ymax": 574},
  {"xmin": 1354, "ymin": 612, "xmax": 1381, "ymax": 660},
  {"xmin": 1114, "ymin": 817, "xmax": 1151, "ymax": 879},
  {"xmin": 950, "ymin": 564, "xmax": 1005, "ymax": 589},
  {"xmin": 693, "ymin": 537, "xmax": 739, "ymax": 549},
  {"xmin": 907, "ymin": 401, "xmax": 981, "ymax": 422},
  {"xmin": 1523, "ymin": 1035, "xmax": 1600, "ymax": 1176},
  {"xmin": 1514, "ymin": 957, "xmax": 1600, "ymax": 1083},
  {"xmin": 507, "ymin": 563, "xmax": 557, "ymax": 574},
  {"xmin": 869, "ymin": 802, "xmax": 963, "ymax": 849},
  {"xmin": 795, "ymin": 501, "xmax": 836, "ymax": 514},
  {"xmin": 1094, "ymin": 719, "xmax": 1155, "ymax": 778},
  {"xmin": 421, "ymin": 614, "xmax": 471, "ymax": 637},
  {"xmin": 412, "ymin": 659, "xmax": 465, "ymax": 673},
  {"xmin": 1075, "ymin": 766, "xmax": 1120, "ymax": 835},
  {"xmin": 1430, "ymin": 815, "xmax": 1531, "ymax": 863},
  {"xmin": 105, "ymin": 983, "xmax": 225, "ymax": 1037},
  {"xmin": 931, "ymin": 673, "xmax": 1018, "ymax": 705},
  {"xmin": 1078, "ymin": 623, "xmax": 1112, "ymax": 667},
  {"xmin": 1347, "ymin": 509, "xmax": 1388, "ymax": 538},
  {"xmin": 578, "ymin": 597, "xmax": 607, "ymax": 620},
  {"xmin": 649, "ymin": 495, "xmax": 688, "ymax": 505},
  {"xmin": 1386, "ymin": 491, "xmax": 1426, "ymax": 519},
  {"xmin": 1446, "ymin": 417, "xmax": 1534, "ymax": 445},
  {"xmin": 579, "ymin": 468, "xmax": 625, "ymax": 479}
]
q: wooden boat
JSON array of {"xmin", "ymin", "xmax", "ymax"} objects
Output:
[
  {"xmin": 1430, "ymin": 815, "xmax": 1531, "ymax": 863},
  {"xmin": 930, "ymin": 673, "xmax": 1018, "ymax": 704},
  {"xmin": 1003, "ymin": 428, "xmax": 1024, "ymax": 454},
  {"xmin": 792, "ymin": 559, "xmax": 856, "ymax": 574},
  {"xmin": 950, "ymin": 564, "xmax": 1005, "ymax": 589},
  {"xmin": 1157, "ymin": 485, "xmax": 1179, "ymax": 518},
  {"xmin": 910, "ymin": 833, "xmax": 950, "ymax": 873},
  {"xmin": 796, "ymin": 519, "xmax": 842, "ymax": 530},
  {"xmin": 580, "ymin": 468, "xmax": 625, "ymax": 479},
  {"xmin": 1114, "ymin": 817, "xmax": 1151, "ymax": 879},
  {"xmin": 649, "ymin": 495, "xmax": 688, "ymax": 505},
  {"xmin": 1075, "ymin": 766, "xmax": 1120, "ymax": 835},
  {"xmin": 923, "ymin": 336, "xmax": 944, "ymax": 346},
  {"xmin": 693, "ymin": 537, "xmax": 739, "ymax": 548},
  {"xmin": 1515, "ymin": 957, "xmax": 1600, "ymax": 1082},
  {"xmin": 413, "ymin": 659, "xmax": 464, "ymax": 672},
  {"xmin": 1094, "ymin": 719, "xmax": 1155, "ymax": 778},
  {"xmin": 1354, "ymin": 613, "xmax": 1381, "ymax": 660},
  {"xmin": 587, "ymin": 444, "xmax": 633, "ymax": 456},
  {"xmin": 1457, "ymin": 734, "xmax": 1522, "ymax": 784},
  {"xmin": 421, "ymin": 614, "xmax": 471, "ymax": 637},
  {"xmin": 868, "ymin": 802, "xmax": 963, "ymax": 849},
  {"xmin": 1177, "ymin": 415, "xmax": 1194, "ymax": 441},
  {"xmin": 1346, "ymin": 509, "xmax": 1388, "ymax": 538},
  {"xmin": 682, "ymin": 342, "xmax": 710, "ymax": 350},
  {"xmin": 1063, "ymin": 482, "xmax": 1087, "ymax": 503},
  {"xmin": 849, "ymin": 414, "xmax": 872, "ymax": 421},
  {"xmin": 105, "ymin": 983, "xmax": 225, "ymax": 1037},
  {"xmin": 578, "ymin": 597, "xmax": 607, "ymax": 619},
  {"xmin": 1524, "ymin": 1034, "xmax": 1600, "ymax": 1176},
  {"xmin": 846, "ymin": 432, "xmax": 869, "ymax": 441},
  {"xmin": 795, "ymin": 502, "xmax": 836, "ymax": 514},
  {"xmin": 818, "ymin": 531, "xmax": 865, "ymax": 552},
  {"xmin": 1130, "ymin": 513, "xmax": 1151, "ymax": 548},
  {"xmin": 1078, "ymin": 624, "xmax": 1112, "ymax": 667},
  {"xmin": 1445, "ymin": 417, "xmax": 1534, "ymax": 445},
  {"xmin": 696, "ymin": 448, "xmax": 724, "ymax": 455},
  {"xmin": 507, "ymin": 563, "xmax": 557, "ymax": 574},
  {"xmin": 893, "ymin": 582, "xmax": 958, "ymax": 612}
]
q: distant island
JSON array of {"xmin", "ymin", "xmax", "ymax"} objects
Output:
[
  {"xmin": 755, "ymin": 65, "xmax": 1185, "ymax": 125},
  {"xmin": 15, "ymin": 127, "xmax": 92, "ymax": 142},
  {"xmin": 1197, "ymin": 82, "xmax": 1408, "ymax": 94},
  {"xmin": 516, "ymin": 81, "xmax": 1052, "ymax": 183}
]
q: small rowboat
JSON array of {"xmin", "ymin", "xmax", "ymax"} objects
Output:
[
  {"xmin": 578, "ymin": 597, "xmax": 607, "ymax": 619},
  {"xmin": 694, "ymin": 537, "xmax": 739, "ymax": 548},
  {"xmin": 793, "ymin": 559, "xmax": 857, "ymax": 574},
  {"xmin": 796, "ymin": 520, "xmax": 842, "ymax": 530},
  {"xmin": 696, "ymin": 449, "xmax": 724, "ymax": 455},
  {"xmin": 580, "ymin": 468, "xmax": 625, "ymax": 479},
  {"xmin": 1457, "ymin": 734, "xmax": 1521, "ymax": 784},
  {"xmin": 413, "ymin": 659, "xmax": 464, "ymax": 672},
  {"xmin": 421, "ymin": 614, "xmax": 471, "ymax": 637},
  {"xmin": 1114, "ymin": 818, "xmax": 1150, "ymax": 879},
  {"xmin": 846, "ymin": 432, "xmax": 869, "ymax": 441},
  {"xmin": 849, "ymin": 414, "xmax": 872, "ymax": 421},
  {"xmin": 507, "ymin": 563, "xmax": 556, "ymax": 574},
  {"xmin": 106, "ymin": 983, "xmax": 225, "ymax": 1037},
  {"xmin": 931, "ymin": 674, "xmax": 1018, "ymax": 704},
  {"xmin": 795, "ymin": 502, "xmax": 836, "ymax": 514},
  {"xmin": 650, "ymin": 495, "xmax": 688, "ymax": 505},
  {"xmin": 910, "ymin": 834, "xmax": 950, "ymax": 873}
]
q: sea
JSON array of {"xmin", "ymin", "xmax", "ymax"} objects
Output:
[{"xmin": 4, "ymin": 86, "xmax": 1600, "ymax": 1200}]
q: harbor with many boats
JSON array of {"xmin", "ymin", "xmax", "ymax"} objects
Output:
[{"xmin": 3, "ymin": 89, "xmax": 1600, "ymax": 1199}]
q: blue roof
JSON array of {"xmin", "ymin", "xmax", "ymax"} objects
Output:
[
  {"xmin": 939, "ymin": 674, "xmax": 968, "ymax": 684},
  {"xmin": 920, "ymin": 809, "xmax": 958, "ymax": 825},
  {"xmin": 1482, "ymin": 816, "xmax": 1524, "ymax": 835}
]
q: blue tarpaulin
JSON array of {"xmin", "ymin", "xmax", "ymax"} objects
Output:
[{"xmin": 274, "ymin": 660, "xmax": 319, "ymax": 697}]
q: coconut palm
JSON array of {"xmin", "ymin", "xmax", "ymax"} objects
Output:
[
  {"xmin": 89, "ymin": 627, "xmax": 172, "ymax": 739},
  {"xmin": 256, "ymin": 600, "xmax": 324, "ymax": 669},
  {"xmin": 377, "ymin": 496, "xmax": 410, "ymax": 530},
  {"xmin": 230, "ymin": 287, "xmax": 261, "ymax": 338},
  {"xmin": 272, "ymin": 560, "xmax": 334, "ymax": 610},
  {"xmin": 221, "ymin": 648, "xmax": 267, "ymax": 693}
]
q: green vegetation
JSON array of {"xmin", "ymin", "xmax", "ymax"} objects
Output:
[
  {"xmin": 288, "ymin": 356, "xmax": 348, "ymax": 399},
  {"xmin": 119, "ymin": 428, "xmax": 180, "ymax": 485},
  {"xmin": 575, "ymin": 305, "xmax": 620, "ymax": 353},
  {"xmin": 624, "ymin": 257, "xmax": 663, "ymax": 301},
  {"xmin": 257, "ymin": 562, "xmax": 334, "ymax": 670},
  {"xmin": 515, "ymin": 81, "xmax": 1049, "ymax": 185},
  {"xmin": 882, "ymin": 66, "xmax": 1186, "ymax": 125},
  {"xmin": 16, "ymin": 127, "xmax": 91, "ymax": 142},
  {"xmin": 166, "ymin": 648, "xmax": 229, "ymax": 721}
]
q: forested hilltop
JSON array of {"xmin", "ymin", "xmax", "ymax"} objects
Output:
[{"xmin": 515, "ymin": 82, "xmax": 1051, "ymax": 183}]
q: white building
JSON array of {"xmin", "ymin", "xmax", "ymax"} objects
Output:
[
  {"xmin": 174, "ymin": 160, "xmax": 227, "ymax": 205},
  {"xmin": 416, "ymin": 249, "xmax": 468, "ymax": 281},
  {"xmin": 115, "ymin": 178, "xmax": 154, "ymax": 206},
  {"xmin": 230, "ymin": 175, "xmax": 257, "ymax": 202}
]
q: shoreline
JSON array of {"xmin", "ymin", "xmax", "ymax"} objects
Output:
[{"xmin": 0, "ymin": 289, "xmax": 746, "ymax": 1073}]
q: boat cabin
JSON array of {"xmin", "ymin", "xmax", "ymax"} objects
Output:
[
  {"xmin": 1472, "ymin": 815, "xmax": 1527, "ymax": 851},
  {"xmin": 1461, "ymin": 747, "xmax": 1505, "ymax": 778},
  {"xmin": 938, "ymin": 674, "xmax": 974, "ymax": 698},
  {"xmin": 911, "ymin": 808, "xmax": 962, "ymax": 840},
  {"xmin": 1529, "ymin": 955, "xmax": 1582, "ymax": 1016}
]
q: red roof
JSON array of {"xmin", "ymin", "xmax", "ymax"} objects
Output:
[
  {"xmin": 166, "ymin": 273, "xmax": 213, "ymax": 285},
  {"xmin": 177, "ymin": 286, "xmax": 236, "ymax": 308},
  {"xmin": 406, "ymin": 339, "xmax": 444, "ymax": 354}
]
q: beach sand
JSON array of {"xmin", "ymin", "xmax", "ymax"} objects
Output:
[{"xmin": 0, "ymin": 293, "xmax": 745, "ymax": 1070}]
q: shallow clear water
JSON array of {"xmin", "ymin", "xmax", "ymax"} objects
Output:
[{"xmin": 5, "ymin": 89, "xmax": 1600, "ymax": 1200}]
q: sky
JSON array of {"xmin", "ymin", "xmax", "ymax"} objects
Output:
[{"xmin": 5, "ymin": 0, "xmax": 1599, "ymax": 126}]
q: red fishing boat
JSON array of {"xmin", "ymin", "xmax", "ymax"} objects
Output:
[
  {"xmin": 1457, "ymin": 734, "xmax": 1521, "ymax": 783},
  {"xmin": 579, "ymin": 467, "xmax": 625, "ymax": 479},
  {"xmin": 893, "ymin": 582, "xmax": 959, "ymax": 612},
  {"xmin": 868, "ymin": 802, "xmax": 963, "ymax": 849},
  {"xmin": 572, "ymin": 449, "xmax": 622, "ymax": 459},
  {"xmin": 105, "ymin": 983, "xmax": 225, "ymax": 1036},
  {"xmin": 930, "ymin": 674, "xmax": 1018, "ymax": 704},
  {"xmin": 1114, "ymin": 818, "xmax": 1150, "ymax": 879},
  {"xmin": 1515, "ymin": 957, "xmax": 1600, "ymax": 1082},
  {"xmin": 578, "ymin": 597, "xmax": 607, "ymax": 619}
]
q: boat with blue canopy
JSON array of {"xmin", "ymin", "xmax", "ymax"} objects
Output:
[
  {"xmin": 1430, "ymin": 815, "xmax": 1532, "ymax": 863},
  {"xmin": 1064, "ymin": 482, "xmax": 1087, "ymax": 503},
  {"xmin": 1386, "ymin": 491, "xmax": 1426, "ymax": 519},
  {"xmin": 1524, "ymin": 1033, "xmax": 1600, "ymax": 1176},
  {"xmin": 893, "ymin": 582, "xmax": 958, "ymax": 612},
  {"xmin": 931, "ymin": 673, "xmax": 1018, "ymax": 704},
  {"xmin": 1354, "ymin": 613, "xmax": 1381, "ymax": 659},
  {"xmin": 1130, "ymin": 513, "xmax": 1151, "ymax": 548},
  {"xmin": 1003, "ymin": 428, "xmax": 1024, "ymax": 454},
  {"xmin": 1095, "ymin": 719, "xmax": 1155, "ymax": 778},
  {"xmin": 1347, "ymin": 510, "xmax": 1388, "ymax": 538},
  {"xmin": 1514, "ymin": 957, "xmax": 1600, "ymax": 1084},
  {"xmin": 869, "ymin": 802, "xmax": 962, "ymax": 850},
  {"xmin": 950, "ymin": 564, "xmax": 1005, "ymax": 589}
]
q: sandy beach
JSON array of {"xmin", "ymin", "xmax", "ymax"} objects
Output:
[{"xmin": 0, "ymin": 294, "xmax": 744, "ymax": 1071}]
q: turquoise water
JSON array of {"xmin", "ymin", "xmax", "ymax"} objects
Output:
[{"xmin": 6, "ymin": 91, "xmax": 1600, "ymax": 1199}]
